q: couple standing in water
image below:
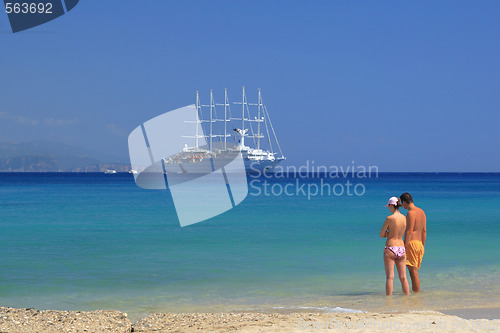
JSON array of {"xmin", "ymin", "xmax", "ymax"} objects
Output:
[{"xmin": 379, "ymin": 193, "xmax": 427, "ymax": 295}]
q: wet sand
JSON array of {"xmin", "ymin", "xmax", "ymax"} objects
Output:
[{"xmin": 440, "ymin": 307, "xmax": 500, "ymax": 320}]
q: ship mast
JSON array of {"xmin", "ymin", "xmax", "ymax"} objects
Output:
[
  {"xmin": 210, "ymin": 89, "xmax": 214, "ymax": 152},
  {"xmin": 242, "ymin": 86, "xmax": 246, "ymax": 131},
  {"xmin": 195, "ymin": 91, "xmax": 200, "ymax": 149},
  {"xmin": 224, "ymin": 88, "xmax": 229, "ymax": 150},
  {"xmin": 257, "ymin": 88, "xmax": 262, "ymax": 150}
]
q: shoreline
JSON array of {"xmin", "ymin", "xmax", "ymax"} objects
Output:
[{"xmin": 1, "ymin": 306, "xmax": 498, "ymax": 333}]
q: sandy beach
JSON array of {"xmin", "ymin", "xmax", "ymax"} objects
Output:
[{"xmin": 1, "ymin": 307, "xmax": 499, "ymax": 333}]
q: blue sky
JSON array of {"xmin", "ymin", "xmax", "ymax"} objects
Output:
[{"xmin": 1, "ymin": 1, "xmax": 499, "ymax": 171}]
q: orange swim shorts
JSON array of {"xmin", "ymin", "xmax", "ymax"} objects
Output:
[{"xmin": 406, "ymin": 240, "xmax": 425, "ymax": 269}]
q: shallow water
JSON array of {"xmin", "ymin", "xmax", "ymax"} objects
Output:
[{"xmin": 1, "ymin": 172, "xmax": 499, "ymax": 320}]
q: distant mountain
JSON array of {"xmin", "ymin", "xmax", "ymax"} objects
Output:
[{"xmin": 0, "ymin": 141, "xmax": 130, "ymax": 172}]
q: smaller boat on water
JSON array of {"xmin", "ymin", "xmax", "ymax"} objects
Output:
[{"xmin": 104, "ymin": 169, "xmax": 117, "ymax": 174}]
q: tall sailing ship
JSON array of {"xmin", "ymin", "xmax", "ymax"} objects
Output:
[{"xmin": 163, "ymin": 87, "xmax": 285, "ymax": 174}]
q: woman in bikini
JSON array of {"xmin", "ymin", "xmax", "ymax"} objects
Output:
[{"xmin": 380, "ymin": 197, "xmax": 410, "ymax": 295}]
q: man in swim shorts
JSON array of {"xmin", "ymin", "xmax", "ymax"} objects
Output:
[{"xmin": 400, "ymin": 192, "xmax": 427, "ymax": 292}]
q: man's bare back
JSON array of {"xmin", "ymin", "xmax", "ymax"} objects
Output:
[{"xmin": 405, "ymin": 206, "xmax": 427, "ymax": 246}]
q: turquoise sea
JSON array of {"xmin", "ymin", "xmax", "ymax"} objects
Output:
[{"xmin": 1, "ymin": 172, "xmax": 499, "ymax": 320}]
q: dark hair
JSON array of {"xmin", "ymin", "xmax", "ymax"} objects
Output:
[{"xmin": 400, "ymin": 192, "xmax": 413, "ymax": 204}]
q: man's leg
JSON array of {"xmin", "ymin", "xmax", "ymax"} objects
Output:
[{"xmin": 407, "ymin": 266, "xmax": 420, "ymax": 292}]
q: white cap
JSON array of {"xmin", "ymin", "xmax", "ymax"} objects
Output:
[{"xmin": 385, "ymin": 196, "xmax": 399, "ymax": 207}]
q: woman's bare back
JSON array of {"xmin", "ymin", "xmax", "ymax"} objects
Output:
[{"xmin": 385, "ymin": 212, "xmax": 406, "ymax": 247}]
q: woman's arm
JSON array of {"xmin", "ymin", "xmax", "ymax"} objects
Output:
[{"xmin": 379, "ymin": 218, "xmax": 390, "ymax": 238}]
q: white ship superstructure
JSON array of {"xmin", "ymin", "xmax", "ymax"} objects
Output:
[
  {"xmin": 231, "ymin": 87, "xmax": 285, "ymax": 172},
  {"xmin": 164, "ymin": 87, "xmax": 285, "ymax": 173}
]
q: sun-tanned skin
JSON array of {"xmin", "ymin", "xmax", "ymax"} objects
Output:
[
  {"xmin": 379, "ymin": 206, "xmax": 410, "ymax": 296},
  {"xmin": 402, "ymin": 200, "xmax": 427, "ymax": 292}
]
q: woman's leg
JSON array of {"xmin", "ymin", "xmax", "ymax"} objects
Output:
[
  {"xmin": 383, "ymin": 249, "xmax": 395, "ymax": 295},
  {"xmin": 396, "ymin": 255, "xmax": 410, "ymax": 295}
]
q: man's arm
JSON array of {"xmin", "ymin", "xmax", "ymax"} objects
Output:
[
  {"xmin": 380, "ymin": 218, "xmax": 390, "ymax": 238},
  {"xmin": 404, "ymin": 211, "xmax": 416, "ymax": 247},
  {"xmin": 421, "ymin": 214, "xmax": 427, "ymax": 246}
]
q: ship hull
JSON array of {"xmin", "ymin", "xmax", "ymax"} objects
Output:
[
  {"xmin": 163, "ymin": 156, "xmax": 283, "ymax": 174},
  {"xmin": 245, "ymin": 158, "xmax": 283, "ymax": 173}
]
